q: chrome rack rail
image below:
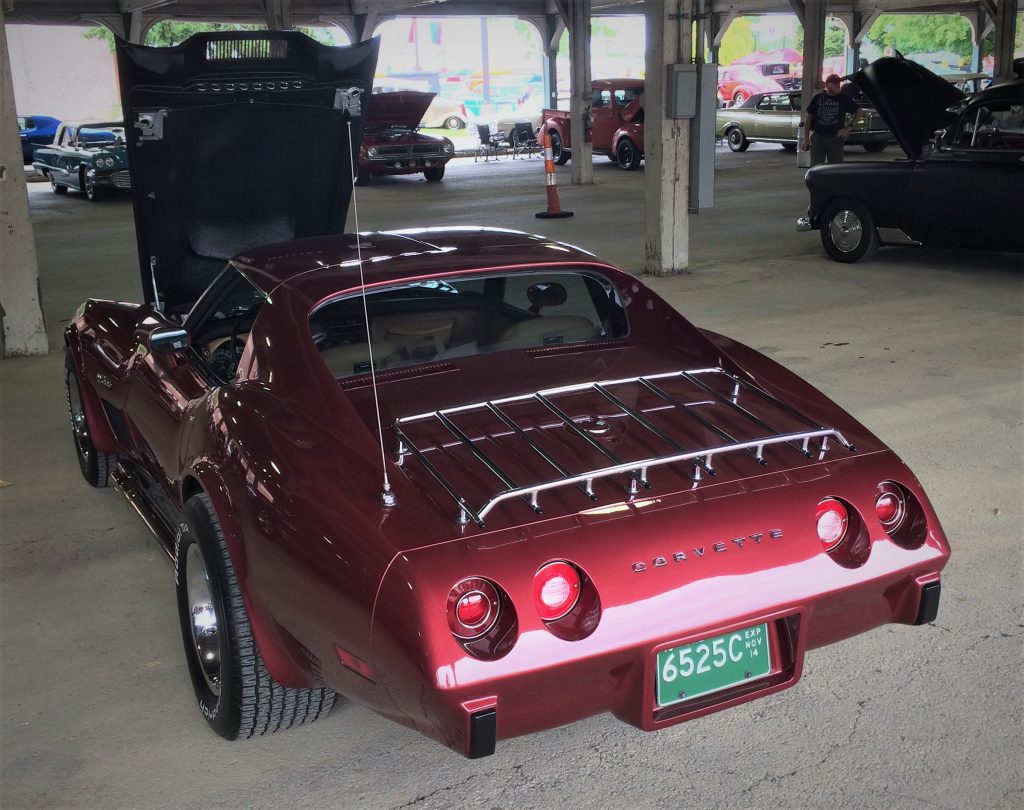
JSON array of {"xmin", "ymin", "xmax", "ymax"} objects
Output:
[{"xmin": 393, "ymin": 368, "xmax": 855, "ymax": 527}]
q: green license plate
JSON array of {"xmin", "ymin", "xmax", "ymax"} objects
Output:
[{"xmin": 656, "ymin": 622, "xmax": 772, "ymax": 707}]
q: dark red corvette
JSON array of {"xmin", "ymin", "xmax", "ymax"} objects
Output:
[{"xmin": 65, "ymin": 33, "xmax": 949, "ymax": 757}]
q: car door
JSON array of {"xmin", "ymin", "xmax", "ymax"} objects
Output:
[{"xmin": 590, "ymin": 88, "xmax": 616, "ymax": 151}]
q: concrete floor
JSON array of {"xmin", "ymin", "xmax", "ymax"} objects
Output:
[{"xmin": 1, "ymin": 145, "xmax": 1022, "ymax": 809}]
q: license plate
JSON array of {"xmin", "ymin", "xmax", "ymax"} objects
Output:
[{"xmin": 656, "ymin": 623, "xmax": 771, "ymax": 707}]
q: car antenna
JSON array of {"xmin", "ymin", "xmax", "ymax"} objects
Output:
[{"xmin": 346, "ymin": 119, "xmax": 396, "ymax": 508}]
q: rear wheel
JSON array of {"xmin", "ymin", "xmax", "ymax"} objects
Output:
[
  {"xmin": 820, "ymin": 198, "xmax": 879, "ymax": 263},
  {"xmin": 726, "ymin": 127, "xmax": 750, "ymax": 152},
  {"xmin": 50, "ymin": 173, "xmax": 67, "ymax": 195},
  {"xmin": 862, "ymin": 142, "xmax": 887, "ymax": 153},
  {"xmin": 65, "ymin": 356, "xmax": 117, "ymax": 487},
  {"xmin": 781, "ymin": 142, "xmax": 798, "ymax": 152},
  {"xmin": 616, "ymin": 138, "xmax": 642, "ymax": 170},
  {"xmin": 443, "ymin": 116, "xmax": 463, "ymax": 130},
  {"xmin": 176, "ymin": 492, "xmax": 336, "ymax": 740},
  {"xmin": 550, "ymin": 131, "xmax": 569, "ymax": 165},
  {"xmin": 423, "ymin": 164, "xmax": 445, "ymax": 182}
]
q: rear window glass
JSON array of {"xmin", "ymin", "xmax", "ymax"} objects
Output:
[{"xmin": 310, "ymin": 270, "xmax": 629, "ymax": 378}]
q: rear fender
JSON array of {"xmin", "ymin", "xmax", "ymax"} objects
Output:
[
  {"xmin": 64, "ymin": 329, "xmax": 121, "ymax": 454},
  {"xmin": 182, "ymin": 463, "xmax": 316, "ymax": 689}
]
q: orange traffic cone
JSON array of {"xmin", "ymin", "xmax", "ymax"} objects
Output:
[{"xmin": 535, "ymin": 130, "xmax": 574, "ymax": 219}]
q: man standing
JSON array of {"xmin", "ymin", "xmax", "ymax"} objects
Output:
[{"xmin": 802, "ymin": 74, "xmax": 860, "ymax": 166}]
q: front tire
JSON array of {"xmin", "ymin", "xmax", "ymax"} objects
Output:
[
  {"xmin": 65, "ymin": 356, "xmax": 117, "ymax": 487},
  {"xmin": 862, "ymin": 142, "xmax": 887, "ymax": 153},
  {"xmin": 83, "ymin": 170, "xmax": 104, "ymax": 202},
  {"xmin": 355, "ymin": 167, "xmax": 370, "ymax": 186},
  {"xmin": 616, "ymin": 138, "xmax": 641, "ymax": 170},
  {"xmin": 176, "ymin": 493, "xmax": 336, "ymax": 740},
  {"xmin": 423, "ymin": 164, "xmax": 445, "ymax": 182},
  {"xmin": 550, "ymin": 131, "xmax": 569, "ymax": 165},
  {"xmin": 726, "ymin": 127, "xmax": 750, "ymax": 152},
  {"xmin": 820, "ymin": 198, "xmax": 879, "ymax": 263},
  {"xmin": 733, "ymin": 90, "xmax": 749, "ymax": 105}
]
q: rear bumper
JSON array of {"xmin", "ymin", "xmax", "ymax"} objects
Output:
[{"xmin": 375, "ymin": 552, "xmax": 946, "ymax": 757}]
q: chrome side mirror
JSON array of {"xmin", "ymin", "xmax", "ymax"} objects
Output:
[{"xmin": 150, "ymin": 327, "xmax": 190, "ymax": 354}]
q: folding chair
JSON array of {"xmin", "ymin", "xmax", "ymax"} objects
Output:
[
  {"xmin": 475, "ymin": 124, "xmax": 506, "ymax": 162},
  {"xmin": 510, "ymin": 122, "xmax": 540, "ymax": 159}
]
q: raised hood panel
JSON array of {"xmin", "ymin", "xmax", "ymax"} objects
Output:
[
  {"xmin": 366, "ymin": 91, "xmax": 435, "ymax": 129},
  {"xmin": 853, "ymin": 55, "xmax": 964, "ymax": 159},
  {"xmin": 116, "ymin": 32, "xmax": 379, "ymax": 314}
]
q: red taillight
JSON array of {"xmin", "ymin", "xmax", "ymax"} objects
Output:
[
  {"xmin": 875, "ymin": 490, "xmax": 905, "ymax": 529},
  {"xmin": 816, "ymin": 498, "xmax": 849, "ymax": 552},
  {"xmin": 447, "ymin": 578, "xmax": 499, "ymax": 640},
  {"xmin": 533, "ymin": 561, "xmax": 581, "ymax": 621}
]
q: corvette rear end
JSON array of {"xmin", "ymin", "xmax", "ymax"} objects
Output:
[{"xmin": 362, "ymin": 352, "xmax": 948, "ymax": 757}]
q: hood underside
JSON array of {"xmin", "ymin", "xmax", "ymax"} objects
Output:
[
  {"xmin": 852, "ymin": 55, "xmax": 965, "ymax": 159},
  {"xmin": 116, "ymin": 32, "xmax": 378, "ymax": 315},
  {"xmin": 365, "ymin": 91, "xmax": 436, "ymax": 129}
]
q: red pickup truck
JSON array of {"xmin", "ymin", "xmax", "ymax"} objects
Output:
[{"xmin": 541, "ymin": 78, "xmax": 645, "ymax": 170}]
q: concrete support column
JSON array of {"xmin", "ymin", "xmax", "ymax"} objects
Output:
[
  {"xmin": 798, "ymin": 0, "xmax": 826, "ymax": 101},
  {"xmin": 568, "ymin": 0, "xmax": 593, "ymax": 185},
  {"xmin": 644, "ymin": 0, "xmax": 692, "ymax": 277},
  {"xmin": 992, "ymin": 0, "xmax": 1019, "ymax": 82},
  {"xmin": 0, "ymin": 11, "xmax": 48, "ymax": 357}
]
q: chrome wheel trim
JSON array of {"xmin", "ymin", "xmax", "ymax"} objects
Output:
[
  {"xmin": 828, "ymin": 210, "xmax": 864, "ymax": 253},
  {"xmin": 66, "ymin": 373, "xmax": 91, "ymax": 464},
  {"xmin": 185, "ymin": 544, "xmax": 222, "ymax": 696}
]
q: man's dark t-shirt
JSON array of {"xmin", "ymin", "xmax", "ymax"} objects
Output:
[{"xmin": 806, "ymin": 92, "xmax": 859, "ymax": 137}]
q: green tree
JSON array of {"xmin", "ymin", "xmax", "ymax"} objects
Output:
[
  {"xmin": 717, "ymin": 17, "xmax": 757, "ymax": 65},
  {"xmin": 866, "ymin": 14, "xmax": 973, "ymax": 62},
  {"xmin": 824, "ymin": 19, "xmax": 847, "ymax": 58}
]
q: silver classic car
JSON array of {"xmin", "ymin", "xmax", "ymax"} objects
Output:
[
  {"xmin": 716, "ymin": 91, "xmax": 890, "ymax": 153},
  {"xmin": 31, "ymin": 121, "xmax": 131, "ymax": 200}
]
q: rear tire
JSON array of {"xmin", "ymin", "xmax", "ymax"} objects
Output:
[
  {"xmin": 862, "ymin": 142, "xmax": 887, "ymax": 153},
  {"xmin": 616, "ymin": 138, "xmax": 642, "ymax": 170},
  {"xmin": 443, "ymin": 116, "xmax": 463, "ymax": 130},
  {"xmin": 820, "ymin": 198, "xmax": 879, "ymax": 263},
  {"xmin": 550, "ymin": 131, "xmax": 569, "ymax": 165},
  {"xmin": 176, "ymin": 493, "xmax": 336, "ymax": 740},
  {"xmin": 726, "ymin": 127, "xmax": 750, "ymax": 152},
  {"xmin": 65, "ymin": 356, "xmax": 117, "ymax": 487}
]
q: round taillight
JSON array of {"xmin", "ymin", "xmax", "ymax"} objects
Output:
[
  {"xmin": 533, "ymin": 561, "xmax": 581, "ymax": 622},
  {"xmin": 816, "ymin": 498, "xmax": 849, "ymax": 552},
  {"xmin": 447, "ymin": 578, "xmax": 499, "ymax": 640},
  {"xmin": 875, "ymin": 490, "xmax": 905, "ymax": 529}
]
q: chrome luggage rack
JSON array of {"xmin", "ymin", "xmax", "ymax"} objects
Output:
[{"xmin": 393, "ymin": 368, "xmax": 855, "ymax": 527}]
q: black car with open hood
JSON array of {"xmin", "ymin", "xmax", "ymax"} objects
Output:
[
  {"xmin": 116, "ymin": 31, "xmax": 378, "ymax": 315},
  {"xmin": 797, "ymin": 55, "xmax": 1024, "ymax": 263}
]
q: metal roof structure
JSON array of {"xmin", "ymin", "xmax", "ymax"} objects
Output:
[{"xmin": 3, "ymin": 2, "xmax": 1018, "ymax": 43}]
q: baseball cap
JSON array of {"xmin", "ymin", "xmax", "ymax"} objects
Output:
[{"xmin": 825, "ymin": 73, "xmax": 842, "ymax": 85}]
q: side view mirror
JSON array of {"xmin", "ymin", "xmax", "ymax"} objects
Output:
[{"xmin": 150, "ymin": 327, "xmax": 190, "ymax": 354}]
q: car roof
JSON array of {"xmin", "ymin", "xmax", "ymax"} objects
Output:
[{"xmin": 231, "ymin": 227, "xmax": 607, "ymax": 307}]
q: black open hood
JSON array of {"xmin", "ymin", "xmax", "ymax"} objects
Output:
[
  {"xmin": 116, "ymin": 32, "xmax": 378, "ymax": 314},
  {"xmin": 852, "ymin": 55, "xmax": 965, "ymax": 159}
]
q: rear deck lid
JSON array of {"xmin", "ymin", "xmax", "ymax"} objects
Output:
[
  {"xmin": 852, "ymin": 55, "xmax": 964, "ymax": 159},
  {"xmin": 116, "ymin": 32, "xmax": 378, "ymax": 315}
]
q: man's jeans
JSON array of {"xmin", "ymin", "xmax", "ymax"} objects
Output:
[{"xmin": 810, "ymin": 131, "xmax": 846, "ymax": 166}]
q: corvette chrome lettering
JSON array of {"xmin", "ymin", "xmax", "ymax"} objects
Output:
[{"xmin": 632, "ymin": 529, "xmax": 784, "ymax": 573}]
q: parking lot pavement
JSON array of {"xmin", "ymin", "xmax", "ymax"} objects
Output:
[{"xmin": 2, "ymin": 150, "xmax": 1021, "ymax": 809}]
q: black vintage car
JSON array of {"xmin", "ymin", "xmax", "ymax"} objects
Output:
[{"xmin": 797, "ymin": 56, "xmax": 1024, "ymax": 263}]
